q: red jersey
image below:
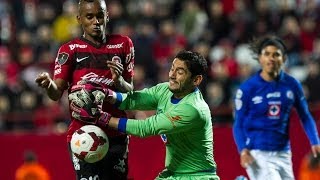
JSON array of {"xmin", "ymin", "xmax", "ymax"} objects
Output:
[{"xmin": 53, "ymin": 34, "xmax": 135, "ymax": 141}]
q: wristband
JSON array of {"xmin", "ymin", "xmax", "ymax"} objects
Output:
[{"xmin": 118, "ymin": 118, "xmax": 127, "ymax": 133}]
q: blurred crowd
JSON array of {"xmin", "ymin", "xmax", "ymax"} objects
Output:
[{"xmin": 0, "ymin": 0, "xmax": 320, "ymax": 133}]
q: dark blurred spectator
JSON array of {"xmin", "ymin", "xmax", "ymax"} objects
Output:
[
  {"xmin": 34, "ymin": 24, "xmax": 56, "ymax": 66},
  {"xmin": 37, "ymin": 2, "xmax": 57, "ymax": 26},
  {"xmin": 206, "ymin": 0, "xmax": 231, "ymax": 46},
  {"xmin": 177, "ymin": 0, "xmax": 208, "ymax": 45},
  {"xmin": 106, "ymin": 0, "xmax": 127, "ymax": 33},
  {"xmin": 228, "ymin": 0, "xmax": 254, "ymax": 44},
  {"xmin": 209, "ymin": 38, "xmax": 239, "ymax": 81},
  {"xmin": 280, "ymin": 15, "xmax": 303, "ymax": 67},
  {"xmin": 206, "ymin": 81, "xmax": 233, "ymax": 124},
  {"xmin": 252, "ymin": 0, "xmax": 276, "ymax": 34},
  {"xmin": 303, "ymin": 60, "xmax": 320, "ymax": 103},
  {"xmin": 0, "ymin": 1, "xmax": 15, "ymax": 45},
  {"xmin": 152, "ymin": 19, "xmax": 187, "ymax": 81},
  {"xmin": 299, "ymin": 15, "xmax": 318, "ymax": 60},
  {"xmin": 132, "ymin": 21, "xmax": 157, "ymax": 84}
]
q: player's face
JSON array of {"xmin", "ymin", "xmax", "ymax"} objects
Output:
[
  {"xmin": 168, "ymin": 59, "xmax": 195, "ymax": 99},
  {"xmin": 77, "ymin": 0, "xmax": 108, "ymax": 41},
  {"xmin": 259, "ymin": 45, "xmax": 285, "ymax": 79}
]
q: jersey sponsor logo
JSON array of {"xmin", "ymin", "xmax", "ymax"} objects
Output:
[
  {"xmin": 54, "ymin": 68, "xmax": 61, "ymax": 76},
  {"xmin": 56, "ymin": 52, "xmax": 69, "ymax": 65},
  {"xmin": 81, "ymin": 72, "xmax": 113, "ymax": 85},
  {"xmin": 112, "ymin": 56, "xmax": 121, "ymax": 63},
  {"xmin": 127, "ymin": 62, "xmax": 134, "ymax": 72},
  {"xmin": 252, "ymin": 96, "xmax": 263, "ymax": 104},
  {"xmin": 76, "ymin": 56, "xmax": 89, "ymax": 62},
  {"xmin": 69, "ymin": 44, "xmax": 87, "ymax": 50},
  {"xmin": 267, "ymin": 92, "xmax": 281, "ymax": 98},
  {"xmin": 72, "ymin": 154, "xmax": 80, "ymax": 170},
  {"xmin": 79, "ymin": 175, "xmax": 99, "ymax": 180},
  {"xmin": 125, "ymin": 47, "xmax": 135, "ymax": 63},
  {"xmin": 107, "ymin": 43, "xmax": 124, "ymax": 49}
]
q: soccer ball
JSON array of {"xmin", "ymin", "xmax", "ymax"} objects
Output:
[{"xmin": 70, "ymin": 125, "xmax": 109, "ymax": 163}]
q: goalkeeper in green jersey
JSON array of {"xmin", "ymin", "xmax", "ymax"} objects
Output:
[{"xmin": 69, "ymin": 50, "xmax": 220, "ymax": 179}]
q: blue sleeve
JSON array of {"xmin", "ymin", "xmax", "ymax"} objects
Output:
[
  {"xmin": 233, "ymin": 87, "xmax": 250, "ymax": 153},
  {"xmin": 294, "ymin": 80, "xmax": 320, "ymax": 145}
]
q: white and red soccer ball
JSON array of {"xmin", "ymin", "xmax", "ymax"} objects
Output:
[{"xmin": 70, "ymin": 125, "xmax": 109, "ymax": 163}]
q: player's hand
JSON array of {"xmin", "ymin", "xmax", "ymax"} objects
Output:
[
  {"xmin": 311, "ymin": 145, "xmax": 320, "ymax": 157},
  {"xmin": 107, "ymin": 60, "xmax": 123, "ymax": 83},
  {"xmin": 240, "ymin": 149, "xmax": 254, "ymax": 168},
  {"xmin": 35, "ymin": 72, "xmax": 53, "ymax": 89}
]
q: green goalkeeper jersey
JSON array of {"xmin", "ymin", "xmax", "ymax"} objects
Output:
[{"xmin": 119, "ymin": 82, "xmax": 218, "ymax": 178}]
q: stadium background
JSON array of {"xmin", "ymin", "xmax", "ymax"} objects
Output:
[{"xmin": 0, "ymin": 0, "xmax": 319, "ymax": 179}]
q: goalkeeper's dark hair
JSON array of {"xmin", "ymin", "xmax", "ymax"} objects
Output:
[
  {"xmin": 175, "ymin": 50, "xmax": 208, "ymax": 78},
  {"xmin": 79, "ymin": 0, "xmax": 102, "ymax": 4},
  {"xmin": 249, "ymin": 34, "xmax": 288, "ymax": 61}
]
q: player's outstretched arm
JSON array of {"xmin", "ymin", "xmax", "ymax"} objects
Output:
[{"xmin": 35, "ymin": 72, "xmax": 67, "ymax": 101}]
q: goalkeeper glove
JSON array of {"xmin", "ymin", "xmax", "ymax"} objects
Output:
[
  {"xmin": 69, "ymin": 101, "xmax": 100, "ymax": 123},
  {"xmin": 70, "ymin": 103, "xmax": 112, "ymax": 127},
  {"xmin": 69, "ymin": 81, "xmax": 114, "ymax": 107},
  {"xmin": 96, "ymin": 111, "xmax": 112, "ymax": 127}
]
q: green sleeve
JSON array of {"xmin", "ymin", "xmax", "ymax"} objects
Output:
[
  {"xmin": 119, "ymin": 83, "xmax": 170, "ymax": 111},
  {"xmin": 125, "ymin": 104, "xmax": 203, "ymax": 137}
]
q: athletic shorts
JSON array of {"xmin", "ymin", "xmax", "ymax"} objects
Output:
[
  {"xmin": 246, "ymin": 150, "xmax": 294, "ymax": 180},
  {"xmin": 69, "ymin": 135, "xmax": 129, "ymax": 180},
  {"xmin": 156, "ymin": 169, "xmax": 220, "ymax": 180}
]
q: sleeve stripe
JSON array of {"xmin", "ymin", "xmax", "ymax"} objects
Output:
[{"xmin": 114, "ymin": 92, "xmax": 123, "ymax": 107}]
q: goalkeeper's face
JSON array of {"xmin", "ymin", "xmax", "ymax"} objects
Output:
[{"xmin": 168, "ymin": 59, "xmax": 196, "ymax": 99}]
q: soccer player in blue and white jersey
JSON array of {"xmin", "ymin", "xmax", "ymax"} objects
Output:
[{"xmin": 233, "ymin": 35, "xmax": 320, "ymax": 180}]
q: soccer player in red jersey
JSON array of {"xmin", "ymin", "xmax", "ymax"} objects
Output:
[{"xmin": 35, "ymin": 0, "xmax": 134, "ymax": 179}]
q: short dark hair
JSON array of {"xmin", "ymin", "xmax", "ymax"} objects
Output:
[
  {"xmin": 250, "ymin": 35, "xmax": 287, "ymax": 61},
  {"xmin": 78, "ymin": 0, "xmax": 106, "ymax": 9},
  {"xmin": 175, "ymin": 50, "xmax": 208, "ymax": 77},
  {"xmin": 79, "ymin": 0, "xmax": 97, "ymax": 4}
]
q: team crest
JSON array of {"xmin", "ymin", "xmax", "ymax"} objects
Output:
[
  {"xmin": 160, "ymin": 134, "xmax": 167, "ymax": 143},
  {"xmin": 56, "ymin": 52, "xmax": 69, "ymax": 65},
  {"xmin": 268, "ymin": 104, "xmax": 281, "ymax": 118},
  {"xmin": 112, "ymin": 56, "xmax": 121, "ymax": 63},
  {"xmin": 286, "ymin": 90, "xmax": 294, "ymax": 100}
]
